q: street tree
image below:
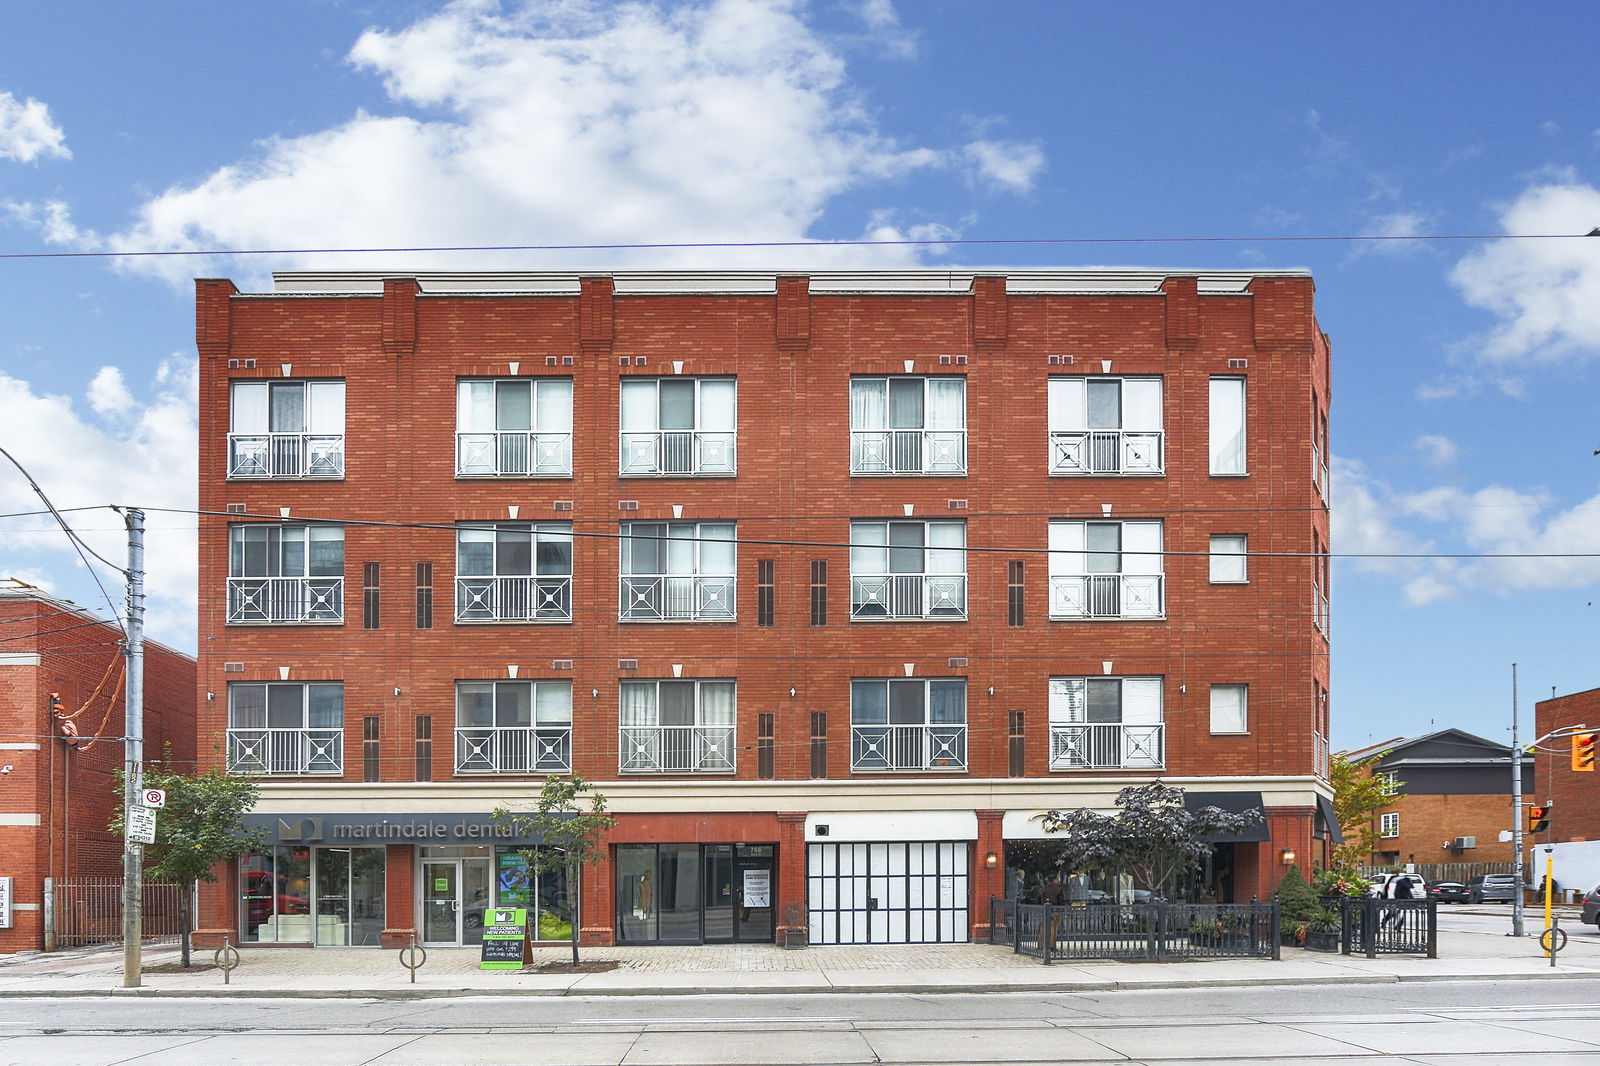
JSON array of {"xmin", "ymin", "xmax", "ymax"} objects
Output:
[
  {"xmin": 492, "ymin": 775, "xmax": 616, "ymax": 967},
  {"xmin": 1330, "ymin": 750, "xmax": 1402, "ymax": 869}
]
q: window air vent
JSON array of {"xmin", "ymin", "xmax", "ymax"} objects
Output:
[
  {"xmin": 618, "ymin": 500, "xmax": 639, "ymax": 511},
  {"xmin": 619, "ymin": 357, "xmax": 631, "ymax": 366},
  {"xmin": 552, "ymin": 659, "xmax": 573, "ymax": 671},
  {"xmin": 546, "ymin": 356, "xmax": 558, "ymax": 367},
  {"xmin": 562, "ymin": 356, "xmax": 574, "ymax": 366},
  {"xmin": 553, "ymin": 500, "xmax": 574, "ymax": 512},
  {"xmin": 224, "ymin": 662, "xmax": 245, "ymax": 673},
  {"xmin": 228, "ymin": 359, "xmax": 240, "ymax": 368},
  {"xmin": 939, "ymin": 355, "xmax": 952, "ymax": 365},
  {"xmin": 947, "ymin": 657, "xmax": 969, "ymax": 669},
  {"xmin": 244, "ymin": 359, "xmax": 256, "ymax": 369},
  {"xmin": 956, "ymin": 355, "xmax": 968, "ymax": 366},
  {"xmin": 1228, "ymin": 358, "xmax": 1249, "ymax": 369},
  {"xmin": 947, "ymin": 499, "xmax": 968, "ymax": 510},
  {"xmin": 618, "ymin": 659, "xmax": 638, "ymax": 671},
  {"xmin": 1048, "ymin": 354, "xmax": 1073, "ymax": 366},
  {"xmin": 226, "ymin": 503, "xmax": 247, "ymax": 514},
  {"xmin": 635, "ymin": 356, "xmax": 647, "ymax": 366}
]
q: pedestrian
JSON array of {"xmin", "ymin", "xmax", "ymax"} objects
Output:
[{"xmin": 1380, "ymin": 874, "xmax": 1414, "ymax": 932}]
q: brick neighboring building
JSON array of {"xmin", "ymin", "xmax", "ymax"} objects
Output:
[
  {"xmin": 193, "ymin": 268, "xmax": 1335, "ymax": 950},
  {"xmin": 1343, "ymin": 730, "xmax": 1529, "ymax": 868},
  {"xmin": 0, "ymin": 580, "xmax": 196, "ymax": 953},
  {"xmin": 1532, "ymin": 686, "xmax": 1600, "ymax": 845}
]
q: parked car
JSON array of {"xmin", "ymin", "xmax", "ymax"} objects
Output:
[
  {"xmin": 1467, "ymin": 873, "xmax": 1520, "ymax": 904},
  {"xmin": 1368, "ymin": 873, "xmax": 1427, "ymax": 899},
  {"xmin": 1429, "ymin": 881, "xmax": 1469, "ymax": 904},
  {"xmin": 1581, "ymin": 882, "xmax": 1599, "ymax": 927}
]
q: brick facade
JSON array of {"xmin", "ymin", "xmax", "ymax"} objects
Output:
[{"xmin": 1533, "ymin": 686, "xmax": 1600, "ymax": 845}]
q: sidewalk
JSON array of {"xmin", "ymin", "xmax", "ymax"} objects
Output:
[{"xmin": 3, "ymin": 921, "xmax": 1597, "ymax": 999}]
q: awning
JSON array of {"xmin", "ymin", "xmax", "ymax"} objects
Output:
[
  {"xmin": 1184, "ymin": 791, "xmax": 1271, "ymax": 843},
  {"xmin": 1315, "ymin": 793, "xmax": 1345, "ymax": 844}
]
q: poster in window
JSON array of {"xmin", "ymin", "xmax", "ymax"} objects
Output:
[{"xmin": 742, "ymin": 869, "xmax": 770, "ymax": 909}]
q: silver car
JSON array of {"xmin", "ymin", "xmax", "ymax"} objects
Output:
[{"xmin": 1582, "ymin": 883, "xmax": 1600, "ymax": 927}]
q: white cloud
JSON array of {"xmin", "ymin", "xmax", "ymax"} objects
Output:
[
  {"xmin": 88, "ymin": 0, "xmax": 1036, "ymax": 282},
  {"xmin": 0, "ymin": 90, "xmax": 69, "ymax": 163},
  {"xmin": 1450, "ymin": 179, "xmax": 1600, "ymax": 364},
  {"xmin": 1349, "ymin": 210, "xmax": 1430, "ymax": 260},
  {"xmin": 3, "ymin": 199, "xmax": 89, "ymax": 245},
  {"xmin": 1413, "ymin": 433, "xmax": 1459, "ymax": 467},
  {"xmin": 87, "ymin": 367, "xmax": 135, "ymax": 416},
  {"xmin": 1330, "ymin": 457, "xmax": 1431, "ymax": 579}
]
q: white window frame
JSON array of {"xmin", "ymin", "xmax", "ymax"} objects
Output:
[
  {"xmin": 227, "ymin": 524, "xmax": 345, "ymax": 624},
  {"xmin": 1047, "ymin": 520, "xmax": 1164, "ymax": 619},
  {"xmin": 618, "ymin": 521, "xmax": 736, "ymax": 621},
  {"xmin": 228, "ymin": 379, "xmax": 346, "ymax": 479},
  {"xmin": 850, "ymin": 519, "xmax": 967, "ymax": 621},
  {"xmin": 1209, "ymin": 376, "xmax": 1247, "ymax": 476},
  {"xmin": 1379, "ymin": 812, "xmax": 1400, "ymax": 839},
  {"xmin": 1209, "ymin": 534, "xmax": 1248, "ymax": 584},
  {"xmin": 849, "ymin": 678, "xmax": 967, "ymax": 772},
  {"xmin": 454, "ymin": 523, "xmax": 573, "ymax": 623},
  {"xmin": 1209, "ymin": 684, "xmax": 1249, "ymax": 734},
  {"xmin": 1047, "ymin": 375, "xmax": 1164, "ymax": 475},
  {"xmin": 850, "ymin": 376, "xmax": 967, "ymax": 475},
  {"xmin": 619, "ymin": 377, "xmax": 736, "ymax": 476},
  {"xmin": 454, "ymin": 680, "xmax": 572, "ymax": 774},
  {"xmin": 226, "ymin": 682, "xmax": 344, "ymax": 775},
  {"xmin": 456, "ymin": 378, "xmax": 573, "ymax": 477},
  {"xmin": 1048, "ymin": 676, "xmax": 1164, "ymax": 770},
  {"xmin": 618, "ymin": 679, "xmax": 736, "ymax": 773}
]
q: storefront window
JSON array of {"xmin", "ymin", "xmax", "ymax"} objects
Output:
[
  {"xmin": 240, "ymin": 846, "xmax": 382, "ymax": 944},
  {"xmin": 493, "ymin": 847, "xmax": 572, "ymax": 942}
]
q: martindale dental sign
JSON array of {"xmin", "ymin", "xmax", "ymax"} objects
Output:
[{"xmin": 243, "ymin": 813, "xmax": 547, "ymax": 846}]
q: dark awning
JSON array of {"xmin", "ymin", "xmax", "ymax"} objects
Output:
[
  {"xmin": 1315, "ymin": 793, "xmax": 1345, "ymax": 845},
  {"xmin": 1184, "ymin": 790, "xmax": 1271, "ymax": 843}
]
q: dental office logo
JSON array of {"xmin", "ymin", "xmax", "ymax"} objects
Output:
[{"xmin": 277, "ymin": 817, "xmax": 324, "ymax": 842}]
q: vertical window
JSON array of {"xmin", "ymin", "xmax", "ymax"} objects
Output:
[
  {"xmin": 618, "ymin": 680, "xmax": 736, "ymax": 773},
  {"xmin": 1209, "ymin": 535, "xmax": 1247, "ymax": 583},
  {"xmin": 619, "ymin": 377, "xmax": 736, "ymax": 475},
  {"xmin": 225, "ymin": 683, "xmax": 344, "ymax": 775},
  {"xmin": 809, "ymin": 560, "xmax": 827, "ymax": 626},
  {"xmin": 362, "ymin": 715, "xmax": 381, "ymax": 782},
  {"xmin": 1047, "ymin": 520, "xmax": 1163, "ymax": 619},
  {"xmin": 850, "ymin": 520, "xmax": 967, "ymax": 620},
  {"xmin": 758, "ymin": 712, "xmax": 775, "ymax": 779},
  {"xmin": 228, "ymin": 379, "xmax": 346, "ymax": 478},
  {"xmin": 415, "ymin": 562, "xmax": 434, "ymax": 630},
  {"xmin": 1209, "ymin": 684, "xmax": 1248, "ymax": 734},
  {"xmin": 810, "ymin": 712, "xmax": 828, "ymax": 778},
  {"xmin": 456, "ymin": 523, "xmax": 574, "ymax": 622},
  {"xmin": 1209, "ymin": 376, "xmax": 1247, "ymax": 475},
  {"xmin": 454, "ymin": 681, "xmax": 572, "ymax": 773},
  {"xmin": 227, "ymin": 525, "xmax": 344, "ymax": 624},
  {"xmin": 849, "ymin": 679, "xmax": 967, "ymax": 771},
  {"xmin": 849, "ymin": 376, "xmax": 966, "ymax": 475},
  {"xmin": 1047, "ymin": 376, "xmax": 1164, "ymax": 474},
  {"xmin": 757, "ymin": 559, "xmax": 775, "ymax": 627},
  {"xmin": 1380, "ymin": 812, "xmax": 1399, "ymax": 838},
  {"xmin": 456, "ymin": 378, "xmax": 573, "ymax": 476},
  {"xmin": 362, "ymin": 562, "xmax": 381, "ymax": 629},
  {"xmin": 1008, "ymin": 710, "xmax": 1025, "ymax": 777},
  {"xmin": 618, "ymin": 521, "xmax": 736, "ymax": 621},
  {"xmin": 1048, "ymin": 677, "xmax": 1163, "ymax": 770},
  {"xmin": 414, "ymin": 715, "xmax": 433, "ymax": 781},
  {"xmin": 1007, "ymin": 561, "xmax": 1024, "ymax": 627}
]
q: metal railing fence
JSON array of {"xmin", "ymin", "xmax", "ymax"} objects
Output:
[
  {"xmin": 990, "ymin": 898, "xmax": 1278, "ymax": 963},
  {"xmin": 46, "ymin": 877, "xmax": 186, "ymax": 949},
  {"xmin": 1330, "ymin": 896, "xmax": 1437, "ymax": 958}
]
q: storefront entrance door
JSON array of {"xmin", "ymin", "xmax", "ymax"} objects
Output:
[{"xmin": 421, "ymin": 859, "xmax": 493, "ymax": 946}]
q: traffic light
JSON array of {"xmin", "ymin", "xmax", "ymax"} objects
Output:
[
  {"xmin": 1573, "ymin": 731, "xmax": 1597, "ymax": 773},
  {"xmin": 1527, "ymin": 805, "xmax": 1550, "ymax": 833},
  {"xmin": 48, "ymin": 692, "xmax": 64, "ymax": 717}
]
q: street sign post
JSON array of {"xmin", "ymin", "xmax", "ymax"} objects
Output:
[
  {"xmin": 142, "ymin": 789, "xmax": 167, "ymax": 808},
  {"xmin": 128, "ymin": 806, "xmax": 157, "ymax": 845}
]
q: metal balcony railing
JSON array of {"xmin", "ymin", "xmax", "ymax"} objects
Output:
[
  {"xmin": 619, "ymin": 576, "xmax": 735, "ymax": 621},
  {"xmin": 1049, "ymin": 574, "xmax": 1164, "ymax": 619},
  {"xmin": 455, "ymin": 431, "xmax": 573, "ymax": 477},
  {"xmin": 851, "ymin": 429, "xmax": 966, "ymax": 475},
  {"xmin": 227, "ymin": 577, "xmax": 344, "ymax": 624},
  {"xmin": 851, "ymin": 724, "xmax": 967, "ymax": 771},
  {"xmin": 618, "ymin": 726, "xmax": 736, "ymax": 773},
  {"xmin": 455, "ymin": 726, "xmax": 572, "ymax": 774},
  {"xmin": 1049, "ymin": 723, "xmax": 1165, "ymax": 770},
  {"xmin": 851, "ymin": 575, "xmax": 966, "ymax": 620},
  {"xmin": 228, "ymin": 433, "xmax": 345, "ymax": 478},
  {"xmin": 455, "ymin": 576, "xmax": 572, "ymax": 622},
  {"xmin": 227, "ymin": 728, "xmax": 343, "ymax": 775},
  {"xmin": 619, "ymin": 431, "xmax": 735, "ymax": 475},
  {"xmin": 1050, "ymin": 430, "xmax": 1163, "ymax": 475}
]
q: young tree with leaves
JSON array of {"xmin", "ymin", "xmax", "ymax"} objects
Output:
[
  {"xmin": 492, "ymin": 775, "xmax": 616, "ymax": 966},
  {"xmin": 1329, "ymin": 751, "xmax": 1402, "ymax": 869},
  {"xmin": 110, "ymin": 765, "xmax": 265, "ymax": 968}
]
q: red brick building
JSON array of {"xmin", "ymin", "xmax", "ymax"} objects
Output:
[
  {"xmin": 192, "ymin": 268, "xmax": 1334, "ymax": 950},
  {"xmin": 0, "ymin": 580, "xmax": 196, "ymax": 952},
  {"xmin": 1532, "ymin": 686, "xmax": 1600, "ymax": 846}
]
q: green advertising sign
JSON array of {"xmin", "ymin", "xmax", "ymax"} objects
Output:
[{"xmin": 479, "ymin": 907, "xmax": 527, "ymax": 971}]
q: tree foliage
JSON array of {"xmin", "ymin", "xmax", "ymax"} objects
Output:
[
  {"xmin": 1041, "ymin": 781, "xmax": 1264, "ymax": 899},
  {"xmin": 1329, "ymin": 751, "xmax": 1402, "ymax": 869},
  {"xmin": 1273, "ymin": 863, "xmax": 1319, "ymax": 926},
  {"xmin": 492, "ymin": 775, "xmax": 616, "ymax": 965}
]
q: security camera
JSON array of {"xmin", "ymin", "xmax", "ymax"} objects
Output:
[{"xmin": 0, "ymin": 765, "xmax": 12, "ymax": 774}]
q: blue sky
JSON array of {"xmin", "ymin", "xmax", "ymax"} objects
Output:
[{"xmin": 2, "ymin": 1, "xmax": 1597, "ymax": 749}]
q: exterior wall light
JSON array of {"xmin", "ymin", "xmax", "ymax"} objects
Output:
[
  {"xmin": 984, "ymin": 851, "xmax": 998, "ymax": 868},
  {"xmin": 1280, "ymin": 848, "xmax": 1296, "ymax": 865}
]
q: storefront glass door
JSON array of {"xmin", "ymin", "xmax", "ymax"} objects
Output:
[
  {"xmin": 618, "ymin": 843, "xmax": 776, "ymax": 944},
  {"xmin": 422, "ymin": 861, "xmax": 459, "ymax": 944},
  {"xmin": 735, "ymin": 849, "xmax": 774, "ymax": 942}
]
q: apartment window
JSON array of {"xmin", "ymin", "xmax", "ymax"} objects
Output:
[
  {"xmin": 1047, "ymin": 520, "xmax": 1163, "ymax": 619},
  {"xmin": 1049, "ymin": 677, "xmax": 1163, "ymax": 770},
  {"xmin": 618, "ymin": 680, "xmax": 736, "ymax": 773},
  {"xmin": 1209, "ymin": 376, "xmax": 1247, "ymax": 475},
  {"xmin": 809, "ymin": 560, "xmax": 828, "ymax": 626},
  {"xmin": 362, "ymin": 563, "xmax": 380, "ymax": 630},
  {"xmin": 1209, "ymin": 534, "xmax": 1247, "ymax": 583},
  {"xmin": 226, "ymin": 682, "xmax": 344, "ymax": 775},
  {"xmin": 456, "ymin": 377, "xmax": 573, "ymax": 477},
  {"xmin": 756, "ymin": 559, "xmax": 775, "ymax": 627},
  {"xmin": 362, "ymin": 716, "xmax": 381, "ymax": 782},
  {"xmin": 1379, "ymin": 812, "xmax": 1400, "ymax": 838},
  {"xmin": 415, "ymin": 562, "xmax": 433, "ymax": 630},
  {"xmin": 758, "ymin": 713, "xmax": 775, "ymax": 779},
  {"xmin": 619, "ymin": 377, "xmax": 735, "ymax": 475},
  {"xmin": 1210, "ymin": 684, "xmax": 1249, "ymax": 734},
  {"xmin": 414, "ymin": 715, "xmax": 433, "ymax": 781},
  {"xmin": 850, "ymin": 519, "xmax": 966, "ymax": 620},
  {"xmin": 810, "ymin": 712, "xmax": 828, "ymax": 778},
  {"xmin": 618, "ymin": 521, "xmax": 735, "ymax": 621},
  {"xmin": 1313, "ymin": 533, "xmax": 1330, "ymax": 636},
  {"xmin": 455, "ymin": 523, "xmax": 573, "ymax": 622},
  {"xmin": 1008, "ymin": 710, "xmax": 1025, "ymax": 777},
  {"xmin": 227, "ymin": 525, "xmax": 344, "ymax": 624},
  {"xmin": 850, "ymin": 679, "xmax": 967, "ymax": 772},
  {"xmin": 228, "ymin": 379, "xmax": 345, "ymax": 478},
  {"xmin": 1312, "ymin": 398, "xmax": 1330, "ymax": 503},
  {"xmin": 454, "ymin": 680, "xmax": 572, "ymax": 774},
  {"xmin": 1047, "ymin": 376, "xmax": 1163, "ymax": 475},
  {"xmin": 850, "ymin": 376, "xmax": 966, "ymax": 475}
]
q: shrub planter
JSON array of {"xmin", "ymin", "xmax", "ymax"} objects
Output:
[{"xmin": 1304, "ymin": 929, "xmax": 1339, "ymax": 952}]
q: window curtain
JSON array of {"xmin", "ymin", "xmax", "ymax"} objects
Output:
[
  {"xmin": 535, "ymin": 527, "xmax": 572, "ymax": 576},
  {"xmin": 457, "ymin": 381, "xmax": 494, "ymax": 432},
  {"xmin": 1046, "ymin": 377, "xmax": 1085, "ymax": 432},
  {"xmin": 456, "ymin": 526, "xmax": 494, "ymax": 576},
  {"xmin": 850, "ymin": 680, "xmax": 887, "ymax": 725},
  {"xmin": 619, "ymin": 380, "xmax": 655, "ymax": 432},
  {"xmin": 698, "ymin": 522, "xmax": 735, "ymax": 575},
  {"xmin": 229, "ymin": 684, "xmax": 267, "ymax": 729},
  {"xmin": 308, "ymin": 526, "xmax": 344, "ymax": 576},
  {"xmin": 1047, "ymin": 521, "xmax": 1086, "ymax": 577},
  {"xmin": 849, "ymin": 521, "xmax": 888, "ymax": 575},
  {"xmin": 926, "ymin": 378, "xmax": 964, "ymax": 429},
  {"xmin": 850, "ymin": 379, "xmax": 887, "ymax": 430},
  {"xmin": 928, "ymin": 681, "xmax": 966, "ymax": 724},
  {"xmin": 535, "ymin": 682, "xmax": 572, "ymax": 726},
  {"xmin": 925, "ymin": 521, "xmax": 966, "ymax": 575},
  {"xmin": 697, "ymin": 682, "xmax": 735, "ymax": 727},
  {"xmin": 1123, "ymin": 378, "xmax": 1162, "ymax": 432},
  {"xmin": 536, "ymin": 378, "xmax": 573, "ymax": 432},
  {"xmin": 306, "ymin": 382, "xmax": 344, "ymax": 434},
  {"xmin": 1122, "ymin": 521, "xmax": 1162, "ymax": 575},
  {"xmin": 231, "ymin": 382, "xmax": 269, "ymax": 433},
  {"xmin": 268, "ymin": 382, "xmax": 305, "ymax": 433},
  {"xmin": 619, "ymin": 683, "xmax": 655, "ymax": 728},
  {"xmin": 1209, "ymin": 377, "xmax": 1246, "ymax": 474},
  {"xmin": 1210, "ymin": 684, "xmax": 1247, "ymax": 732},
  {"xmin": 1121, "ymin": 677, "xmax": 1163, "ymax": 726},
  {"xmin": 697, "ymin": 379, "xmax": 735, "ymax": 432}
]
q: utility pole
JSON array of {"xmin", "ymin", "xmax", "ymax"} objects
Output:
[
  {"xmin": 121, "ymin": 508, "xmax": 145, "ymax": 987},
  {"xmin": 1511, "ymin": 662, "xmax": 1524, "ymax": 940}
]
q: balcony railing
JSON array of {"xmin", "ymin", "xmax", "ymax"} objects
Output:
[
  {"xmin": 456, "ymin": 431, "xmax": 573, "ymax": 477},
  {"xmin": 455, "ymin": 726, "xmax": 572, "ymax": 774},
  {"xmin": 1049, "ymin": 574, "xmax": 1164, "ymax": 619},
  {"xmin": 227, "ymin": 577, "xmax": 344, "ymax": 624},
  {"xmin": 619, "ymin": 576, "xmax": 735, "ymax": 621},
  {"xmin": 851, "ymin": 429, "xmax": 966, "ymax": 475},
  {"xmin": 851, "ymin": 724, "xmax": 967, "ymax": 771},
  {"xmin": 619, "ymin": 431, "xmax": 735, "ymax": 475},
  {"xmin": 227, "ymin": 728, "xmax": 343, "ymax": 775},
  {"xmin": 1050, "ymin": 430, "xmax": 1163, "ymax": 475},
  {"xmin": 1314, "ymin": 583, "xmax": 1330, "ymax": 636},
  {"xmin": 619, "ymin": 725, "xmax": 735, "ymax": 773},
  {"xmin": 851, "ymin": 575, "xmax": 967, "ymax": 620},
  {"xmin": 228, "ymin": 433, "xmax": 345, "ymax": 478},
  {"xmin": 1049, "ymin": 723, "xmax": 1165, "ymax": 770},
  {"xmin": 455, "ymin": 576, "xmax": 572, "ymax": 622}
]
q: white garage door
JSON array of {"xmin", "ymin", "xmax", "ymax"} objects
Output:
[{"xmin": 806, "ymin": 842, "xmax": 969, "ymax": 945}]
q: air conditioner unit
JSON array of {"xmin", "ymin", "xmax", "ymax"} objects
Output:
[{"xmin": 1453, "ymin": 836, "xmax": 1477, "ymax": 850}]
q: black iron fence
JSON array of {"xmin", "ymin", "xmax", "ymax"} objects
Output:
[
  {"xmin": 46, "ymin": 877, "xmax": 185, "ymax": 949},
  {"xmin": 990, "ymin": 897, "xmax": 1279, "ymax": 964},
  {"xmin": 1320, "ymin": 896, "xmax": 1437, "ymax": 958}
]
